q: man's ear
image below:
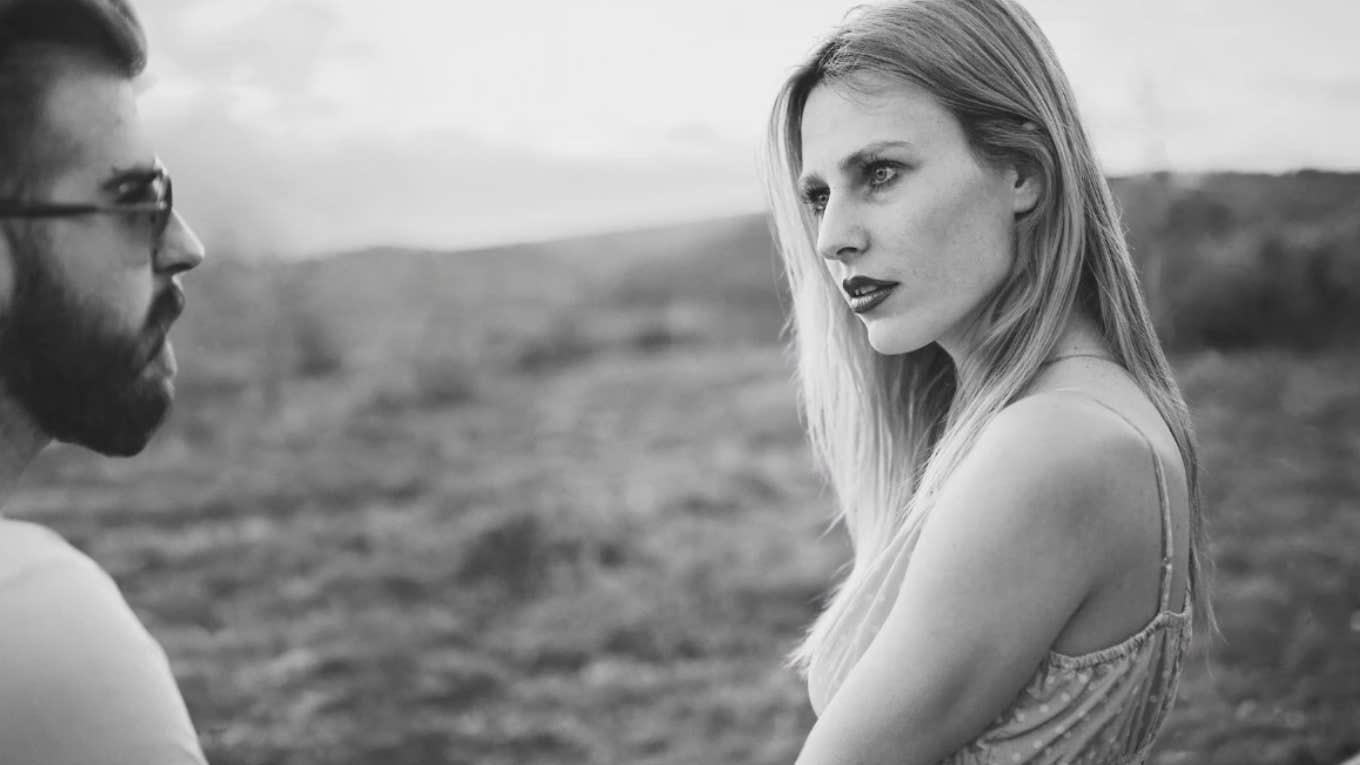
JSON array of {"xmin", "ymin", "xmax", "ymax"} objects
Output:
[{"xmin": 1010, "ymin": 161, "xmax": 1043, "ymax": 216}]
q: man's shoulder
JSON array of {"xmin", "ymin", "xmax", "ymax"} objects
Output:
[
  {"xmin": 0, "ymin": 516, "xmax": 102, "ymax": 587},
  {"xmin": 0, "ymin": 515, "xmax": 158, "ymax": 692},
  {"xmin": 0, "ymin": 517, "xmax": 206, "ymax": 765}
]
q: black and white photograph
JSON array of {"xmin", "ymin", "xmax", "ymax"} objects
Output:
[{"xmin": 0, "ymin": 1, "xmax": 1356, "ymax": 763}]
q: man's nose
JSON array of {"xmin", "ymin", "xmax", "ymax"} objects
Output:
[{"xmin": 154, "ymin": 210, "xmax": 206, "ymax": 277}]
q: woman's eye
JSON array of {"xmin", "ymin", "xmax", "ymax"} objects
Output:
[
  {"xmin": 801, "ymin": 189, "xmax": 829, "ymax": 215},
  {"xmin": 868, "ymin": 163, "xmax": 897, "ymax": 186}
]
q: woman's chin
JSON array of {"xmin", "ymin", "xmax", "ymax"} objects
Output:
[{"xmin": 863, "ymin": 322, "xmax": 931, "ymax": 356}]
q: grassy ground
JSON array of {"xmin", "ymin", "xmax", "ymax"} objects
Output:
[{"xmin": 7, "ymin": 211, "xmax": 1359, "ymax": 764}]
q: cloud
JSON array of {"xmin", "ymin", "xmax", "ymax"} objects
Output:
[
  {"xmin": 135, "ymin": 0, "xmax": 364, "ymax": 120},
  {"xmin": 127, "ymin": 0, "xmax": 1360, "ymax": 257},
  {"xmin": 150, "ymin": 92, "xmax": 763, "ymax": 258}
]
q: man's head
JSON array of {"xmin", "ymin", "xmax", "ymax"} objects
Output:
[{"xmin": 0, "ymin": 0, "xmax": 205, "ymax": 456}]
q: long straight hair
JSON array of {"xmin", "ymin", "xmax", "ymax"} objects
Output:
[{"xmin": 764, "ymin": 0, "xmax": 1211, "ymax": 671}]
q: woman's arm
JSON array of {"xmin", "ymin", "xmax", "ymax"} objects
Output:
[{"xmin": 796, "ymin": 395, "xmax": 1146, "ymax": 765}]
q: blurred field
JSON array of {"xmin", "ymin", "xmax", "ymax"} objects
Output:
[{"xmin": 7, "ymin": 171, "xmax": 1360, "ymax": 764}]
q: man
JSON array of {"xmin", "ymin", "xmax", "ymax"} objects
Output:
[{"xmin": 0, "ymin": 0, "xmax": 208, "ymax": 761}]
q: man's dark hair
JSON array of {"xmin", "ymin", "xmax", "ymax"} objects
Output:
[{"xmin": 0, "ymin": 0, "xmax": 147, "ymax": 194}]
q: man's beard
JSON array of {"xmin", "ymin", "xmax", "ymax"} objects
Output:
[{"xmin": 0, "ymin": 241, "xmax": 184, "ymax": 457}]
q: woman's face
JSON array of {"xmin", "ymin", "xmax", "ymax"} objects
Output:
[{"xmin": 798, "ymin": 73, "xmax": 1038, "ymax": 357}]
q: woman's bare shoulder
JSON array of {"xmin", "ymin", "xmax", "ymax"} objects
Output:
[
  {"xmin": 972, "ymin": 390, "xmax": 1152, "ymax": 496},
  {"xmin": 931, "ymin": 390, "xmax": 1159, "ymax": 562}
]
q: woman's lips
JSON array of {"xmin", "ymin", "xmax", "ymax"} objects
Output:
[{"xmin": 842, "ymin": 276, "xmax": 900, "ymax": 314}]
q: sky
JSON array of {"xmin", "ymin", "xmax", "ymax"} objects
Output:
[{"xmin": 126, "ymin": 0, "xmax": 1360, "ymax": 257}]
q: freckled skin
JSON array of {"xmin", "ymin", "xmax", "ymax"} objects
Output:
[{"xmin": 799, "ymin": 73, "xmax": 1038, "ymax": 357}]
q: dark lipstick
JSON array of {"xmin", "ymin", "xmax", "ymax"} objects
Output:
[{"xmin": 842, "ymin": 275, "xmax": 899, "ymax": 314}]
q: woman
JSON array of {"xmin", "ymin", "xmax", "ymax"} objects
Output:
[{"xmin": 764, "ymin": 1, "xmax": 1210, "ymax": 762}]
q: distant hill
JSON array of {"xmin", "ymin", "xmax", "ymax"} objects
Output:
[{"xmin": 181, "ymin": 171, "xmax": 1359, "ymax": 373}]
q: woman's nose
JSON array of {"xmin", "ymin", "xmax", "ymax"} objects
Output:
[{"xmin": 815, "ymin": 195, "xmax": 867, "ymax": 262}]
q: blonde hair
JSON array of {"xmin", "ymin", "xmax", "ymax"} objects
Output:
[{"xmin": 764, "ymin": 0, "xmax": 1211, "ymax": 671}]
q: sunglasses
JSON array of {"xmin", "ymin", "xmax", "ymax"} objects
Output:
[{"xmin": 0, "ymin": 167, "xmax": 174, "ymax": 241}]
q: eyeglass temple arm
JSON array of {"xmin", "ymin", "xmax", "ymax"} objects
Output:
[{"xmin": 0, "ymin": 201, "xmax": 168, "ymax": 219}]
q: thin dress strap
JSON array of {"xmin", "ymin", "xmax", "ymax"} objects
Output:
[{"xmin": 1041, "ymin": 388, "xmax": 1178, "ymax": 614}]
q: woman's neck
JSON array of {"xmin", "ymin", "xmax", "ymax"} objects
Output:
[
  {"xmin": 1043, "ymin": 312, "xmax": 1112, "ymax": 362},
  {"xmin": 937, "ymin": 310, "xmax": 1111, "ymax": 373}
]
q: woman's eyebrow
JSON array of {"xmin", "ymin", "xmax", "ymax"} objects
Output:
[
  {"xmin": 799, "ymin": 139, "xmax": 916, "ymax": 189},
  {"xmin": 839, "ymin": 140, "xmax": 914, "ymax": 170}
]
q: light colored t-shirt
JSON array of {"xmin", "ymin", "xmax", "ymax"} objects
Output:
[{"xmin": 0, "ymin": 517, "xmax": 207, "ymax": 765}]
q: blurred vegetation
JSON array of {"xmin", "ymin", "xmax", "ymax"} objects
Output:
[
  {"xmin": 6, "ymin": 172, "xmax": 1359, "ymax": 764},
  {"xmin": 1115, "ymin": 171, "xmax": 1360, "ymax": 351}
]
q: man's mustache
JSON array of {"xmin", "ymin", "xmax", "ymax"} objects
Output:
[
  {"xmin": 148, "ymin": 286, "xmax": 186, "ymax": 333},
  {"xmin": 137, "ymin": 286, "xmax": 186, "ymax": 364}
]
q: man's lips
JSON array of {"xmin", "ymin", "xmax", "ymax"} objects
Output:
[
  {"xmin": 158, "ymin": 286, "xmax": 186, "ymax": 326},
  {"xmin": 137, "ymin": 287, "xmax": 186, "ymax": 368}
]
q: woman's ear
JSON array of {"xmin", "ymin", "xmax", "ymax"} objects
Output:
[{"xmin": 1010, "ymin": 161, "xmax": 1043, "ymax": 216}]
